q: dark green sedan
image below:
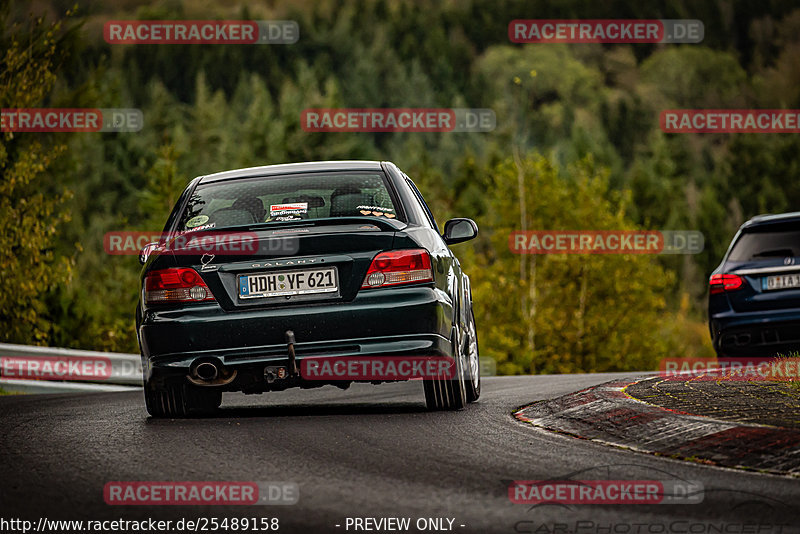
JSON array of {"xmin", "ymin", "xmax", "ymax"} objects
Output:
[{"xmin": 136, "ymin": 160, "xmax": 480, "ymax": 417}]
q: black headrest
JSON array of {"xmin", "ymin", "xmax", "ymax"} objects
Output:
[{"xmin": 232, "ymin": 197, "xmax": 266, "ymax": 221}]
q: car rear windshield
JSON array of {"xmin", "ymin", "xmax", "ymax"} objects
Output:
[
  {"xmin": 178, "ymin": 172, "xmax": 401, "ymax": 231},
  {"xmin": 728, "ymin": 224, "xmax": 800, "ymax": 261}
]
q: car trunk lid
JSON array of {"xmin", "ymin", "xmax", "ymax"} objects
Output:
[
  {"xmin": 163, "ymin": 218, "xmax": 401, "ymax": 311},
  {"xmin": 723, "ymin": 223, "xmax": 800, "ymax": 312},
  {"xmin": 726, "ymin": 260, "xmax": 800, "ymax": 312}
]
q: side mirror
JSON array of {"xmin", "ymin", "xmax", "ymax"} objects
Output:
[
  {"xmin": 443, "ymin": 218, "xmax": 478, "ymax": 245},
  {"xmin": 139, "ymin": 242, "xmax": 161, "ymax": 265}
]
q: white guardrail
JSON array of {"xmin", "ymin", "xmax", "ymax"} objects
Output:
[
  {"xmin": 0, "ymin": 343, "xmax": 142, "ymax": 394},
  {"xmin": 0, "ymin": 343, "xmax": 500, "ymax": 395}
]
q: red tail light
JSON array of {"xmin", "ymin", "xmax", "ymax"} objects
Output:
[
  {"xmin": 361, "ymin": 249, "xmax": 434, "ymax": 289},
  {"xmin": 144, "ymin": 268, "xmax": 215, "ymax": 305},
  {"xmin": 709, "ymin": 273, "xmax": 744, "ymax": 295}
]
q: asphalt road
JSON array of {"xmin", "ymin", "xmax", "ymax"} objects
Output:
[{"xmin": 1, "ymin": 374, "xmax": 798, "ymax": 533}]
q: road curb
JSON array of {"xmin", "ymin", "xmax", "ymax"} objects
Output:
[{"xmin": 513, "ymin": 375, "xmax": 800, "ymax": 477}]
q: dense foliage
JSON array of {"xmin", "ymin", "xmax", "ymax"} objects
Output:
[{"xmin": 4, "ymin": 0, "xmax": 800, "ymax": 373}]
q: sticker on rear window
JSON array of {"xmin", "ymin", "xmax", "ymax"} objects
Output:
[
  {"xmin": 270, "ymin": 203, "xmax": 308, "ymax": 218},
  {"xmin": 185, "ymin": 223, "xmax": 215, "ymax": 233},
  {"xmin": 357, "ymin": 205, "xmax": 396, "ymax": 218},
  {"xmin": 186, "ymin": 215, "xmax": 210, "ymax": 228}
]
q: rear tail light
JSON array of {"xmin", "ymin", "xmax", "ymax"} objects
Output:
[
  {"xmin": 144, "ymin": 268, "xmax": 215, "ymax": 305},
  {"xmin": 709, "ymin": 273, "xmax": 744, "ymax": 295},
  {"xmin": 361, "ymin": 249, "xmax": 434, "ymax": 289}
]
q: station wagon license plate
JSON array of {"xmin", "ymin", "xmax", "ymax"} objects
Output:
[
  {"xmin": 239, "ymin": 267, "xmax": 338, "ymax": 299},
  {"xmin": 763, "ymin": 274, "xmax": 800, "ymax": 291}
]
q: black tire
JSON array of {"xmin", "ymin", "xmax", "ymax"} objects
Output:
[
  {"xmin": 423, "ymin": 375, "xmax": 446, "ymax": 410},
  {"xmin": 464, "ymin": 309, "xmax": 481, "ymax": 403},
  {"xmin": 144, "ymin": 379, "xmax": 222, "ymax": 418},
  {"xmin": 424, "ymin": 330, "xmax": 467, "ymax": 411}
]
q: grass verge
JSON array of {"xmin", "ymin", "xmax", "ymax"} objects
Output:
[{"xmin": 773, "ymin": 352, "xmax": 800, "ymax": 398}]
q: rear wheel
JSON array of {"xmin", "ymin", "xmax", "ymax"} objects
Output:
[
  {"xmin": 144, "ymin": 378, "xmax": 222, "ymax": 418},
  {"xmin": 424, "ymin": 330, "xmax": 467, "ymax": 411},
  {"xmin": 464, "ymin": 309, "xmax": 481, "ymax": 403}
]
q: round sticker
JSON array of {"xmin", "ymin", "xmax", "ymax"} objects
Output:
[{"xmin": 186, "ymin": 215, "xmax": 210, "ymax": 228}]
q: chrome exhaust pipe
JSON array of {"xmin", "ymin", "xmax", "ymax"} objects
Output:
[
  {"xmin": 194, "ymin": 361, "xmax": 219, "ymax": 381},
  {"xmin": 187, "ymin": 358, "xmax": 237, "ymax": 387}
]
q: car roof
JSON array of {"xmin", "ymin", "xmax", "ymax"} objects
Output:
[
  {"xmin": 741, "ymin": 211, "xmax": 800, "ymax": 230},
  {"xmin": 198, "ymin": 161, "xmax": 387, "ymax": 184}
]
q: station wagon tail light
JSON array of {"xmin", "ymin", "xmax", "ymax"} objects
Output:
[
  {"xmin": 144, "ymin": 268, "xmax": 215, "ymax": 304},
  {"xmin": 709, "ymin": 273, "xmax": 744, "ymax": 295},
  {"xmin": 361, "ymin": 249, "xmax": 433, "ymax": 289}
]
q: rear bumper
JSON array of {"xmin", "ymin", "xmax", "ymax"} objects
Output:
[
  {"xmin": 146, "ymin": 333, "xmax": 451, "ymax": 368},
  {"xmin": 138, "ymin": 285, "xmax": 453, "ymax": 373},
  {"xmin": 710, "ymin": 308, "xmax": 800, "ymax": 357}
]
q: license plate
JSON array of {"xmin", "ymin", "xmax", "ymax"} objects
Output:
[
  {"xmin": 763, "ymin": 274, "xmax": 800, "ymax": 291},
  {"xmin": 238, "ymin": 267, "xmax": 338, "ymax": 299}
]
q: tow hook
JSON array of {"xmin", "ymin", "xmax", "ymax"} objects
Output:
[{"xmin": 286, "ymin": 330, "xmax": 299, "ymax": 377}]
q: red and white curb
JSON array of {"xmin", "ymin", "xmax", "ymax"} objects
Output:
[{"xmin": 513, "ymin": 376, "xmax": 800, "ymax": 476}]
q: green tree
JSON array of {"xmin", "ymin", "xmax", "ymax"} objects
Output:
[
  {"xmin": 466, "ymin": 153, "xmax": 686, "ymax": 374},
  {"xmin": 0, "ymin": 9, "xmax": 75, "ymax": 344}
]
